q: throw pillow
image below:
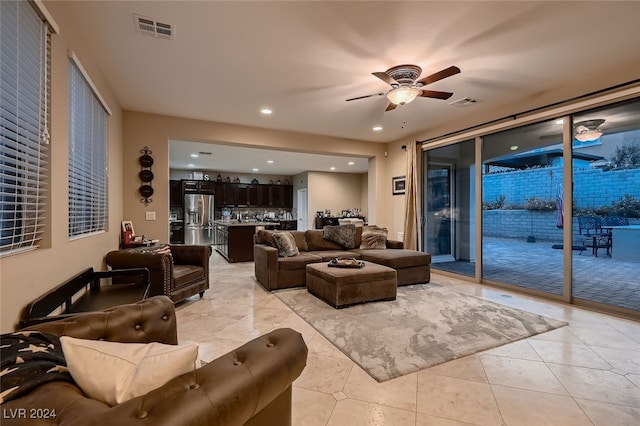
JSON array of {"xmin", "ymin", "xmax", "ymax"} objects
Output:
[
  {"xmin": 323, "ymin": 224, "xmax": 357, "ymax": 249},
  {"xmin": 60, "ymin": 336, "xmax": 198, "ymax": 406},
  {"xmin": 359, "ymin": 225, "xmax": 388, "ymax": 249},
  {"xmin": 255, "ymin": 229, "xmax": 277, "ymax": 247},
  {"xmin": 272, "ymin": 232, "xmax": 299, "ymax": 257}
]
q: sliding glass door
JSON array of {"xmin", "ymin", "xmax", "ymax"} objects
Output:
[
  {"xmin": 480, "ymin": 119, "xmax": 565, "ymax": 296},
  {"xmin": 571, "ymin": 99, "xmax": 640, "ymax": 312},
  {"xmin": 422, "ymin": 96, "xmax": 640, "ymax": 317},
  {"xmin": 424, "ymin": 140, "xmax": 475, "ymax": 278}
]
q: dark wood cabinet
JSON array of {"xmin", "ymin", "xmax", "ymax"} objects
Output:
[
  {"xmin": 261, "ymin": 184, "xmax": 292, "ymax": 208},
  {"xmin": 169, "ymin": 223, "xmax": 184, "ymax": 244},
  {"xmin": 210, "ymin": 182, "xmax": 292, "ymax": 208},
  {"xmin": 215, "ymin": 223, "xmax": 255, "ymax": 262},
  {"xmin": 315, "ymin": 217, "xmax": 341, "ymax": 229},
  {"xmin": 236, "ymin": 184, "xmax": 259, "ymax": 207},
  {"xmin": 277, "ymin": 220, "xmax": 297, "ymax": 231},
  {"xmin": 183, "ymin": 180, "xmax": 215, "ymax": 194},
  {"xmin": 170, "ymin": 180, "xmax": 183, "ymax": 207}
]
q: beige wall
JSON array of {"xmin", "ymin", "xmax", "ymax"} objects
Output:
[
  {"xmin": 0, "ymin": 1, "xmax": 124, "ymax": 332},
  {"xmin": 307, "ymin": 172, "xmax": 364, "ymax": 226},
  {"xmin": 122, "ymin": 111, "xmax": 388, "ymax": 241}
]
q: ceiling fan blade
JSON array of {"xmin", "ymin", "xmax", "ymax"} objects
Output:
[
  {"xmin": 372, "ymin": 71, "xmax": 398, "ymax": 86},
  {"xmin": 345, "ymin": 92, "xmax": 386, "ymax": 102},
  {"xmin": 385, "ymin": 102, "xmax": 398, "ymax": 112},
  {"xmin": 419, "ymin": 90, "xmax": 454, "ymax": 100},
  {"xmin": 417, "ymin": 66, "xmax": 461, "ymax": 86}
]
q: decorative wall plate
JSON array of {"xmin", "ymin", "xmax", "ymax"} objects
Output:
[
  {"xmin": 139, "ymin": 154, "xmax": 154, "ymax": 168},
  {"xmin": 139, "ymin": 185, "xmax": 154, "ymax": 198},
  {"xmin": 139, "ymin": 169, "xmax": 154, "ymax": 182}
]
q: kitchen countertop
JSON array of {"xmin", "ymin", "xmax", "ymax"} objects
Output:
[{"xmin": 213, "ymin": 220, "xmax": 278, "ymax": 227}]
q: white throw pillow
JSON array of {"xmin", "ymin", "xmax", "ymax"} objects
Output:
[{"xmin": 60, "ymin": 336, "xmax": 198, "ymax": 406}]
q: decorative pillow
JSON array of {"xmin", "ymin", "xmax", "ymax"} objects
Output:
[
  {"xmin": 323, "ymin": 224, "xmax": 357, "ymax": 249},
  {"xmin": 359, "ymin": 225, "xmax": 388, "ymax": 249},
  {"xmin": 255, "ymin": 229, "xmax": 277, "ymax": 247},
  {"xmin": 272, "ymin": 232, "xmax": 299, "ymax": 257},
  {"xmin": 60, "ymin": 336, "xmax": 198, "ymax": 406},
  {"xmin": 0, "ymin": 331, "xmax": 72, "ymax": 403}
]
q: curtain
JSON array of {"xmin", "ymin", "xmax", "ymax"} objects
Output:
[{"xmin": 403, "ymin": 141, "xmax": 421, "ymax": 251}]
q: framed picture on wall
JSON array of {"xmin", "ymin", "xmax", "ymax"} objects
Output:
[
  {"xmin": 121, "ymin": 220, "xmax": 135, "ymax": 236},
  {"xmin": 392, "ymin": 176, "xmax": 406, "ymax": 195}
]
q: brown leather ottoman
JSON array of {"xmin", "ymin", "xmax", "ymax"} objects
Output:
[{"xmin": 306, "ymin": 261, "xmax": 397, "ymax": 308}]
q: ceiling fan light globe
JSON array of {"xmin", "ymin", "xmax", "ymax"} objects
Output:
[
  {"xmin": 387, "ymin": 87, "xmax": 420, "ymax": 105},
  {"xmin": 575, "ymin": 129, "xmax": 602, "ymax": 142}
]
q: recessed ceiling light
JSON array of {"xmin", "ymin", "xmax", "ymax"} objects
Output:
[
  {"xmin": 252, "ymin": 168, "xmax": 259, "ymax": 172},
  {"xmin": 187, "ymin": 163, "xmax": 195, "ymax": 167},
  {"xmin": 555, "ymin": 119, "xmax": 564, "ymax": 124},
  {"xmin": 267, "ymin": 160, "xmax": 274, "ymax": 164},
  {"xmin": 330, "ymin": 166, "xmax": 336, "ymax": 171},
  {"xmin": 510, "ymin": 145, "xmax": 518, "ymax": 151},
  {"xmin": 348, "ymin": 161, "xmax": 355, "ymax": 166},
  {"xmin": 373, "ymin": 126, "xmax": 383, "ymax": 131},
  {"xmin": 190, "ymin": 153, "xmax": 199, "ymax": 158},
  {"xmin": 260, "ymin": 108, "xmax": 273, "ymax": 115}
]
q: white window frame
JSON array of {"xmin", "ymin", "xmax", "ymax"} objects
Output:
[{"xmin": 68, "ymin": 52, "xmax": 111, "ymax": 239}]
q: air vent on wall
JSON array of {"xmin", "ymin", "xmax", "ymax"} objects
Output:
[{"xmin": 133, "ymin": 14, "xmax": 174, "ymax": 40}]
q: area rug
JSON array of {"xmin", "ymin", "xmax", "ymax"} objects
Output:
[{"xmin": 275, "ymin": 284, "xmax": 567, "ymax": 382}]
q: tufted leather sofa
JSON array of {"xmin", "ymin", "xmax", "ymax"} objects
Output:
[
  {"xmin": 2, "ymin": 296, "xmax": 308, "ymax": 426},
  {"xmin": 105, "ymin": 245, "xmax": 211, "ymax": 303}
]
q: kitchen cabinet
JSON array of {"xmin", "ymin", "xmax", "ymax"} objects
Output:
[
  {"xmin": 183, "ymin": 180, "xmax": 215, "ymax": 194},
  {"xmin": 236, "ymin": 184, "xmax": 259, "ymax": 207},
  {"xmin": 261, "ymin": 184, "xmax": 292, "ymax": 208},
  {"xmin": 170, "ymin": 180, "xmax": 183, "ymax": 207},
  {"xmin": 215, "ymin": 183, "xmax": 238, "ymax": 207},
  {"xmin": 214, "ymin": 222, "xmax": 255, "ymax": 262},
  {"xmin": 276, "ymin": 220, "xmax": 297, "ymax": 231},
  {"xmin": 169, "ymin": 222, "xmax": 184, "ymax": 244}
]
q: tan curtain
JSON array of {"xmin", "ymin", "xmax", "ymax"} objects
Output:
[{"xmin": 403, "ymin": 141, "xmax": 421, "ymax": 250}]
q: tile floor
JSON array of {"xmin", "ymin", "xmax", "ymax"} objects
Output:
[{"xmin": 176, "ymin": 251, "xmax": 640, "ymax": 426}]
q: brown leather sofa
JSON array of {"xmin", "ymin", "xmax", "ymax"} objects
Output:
[
  {"xmin": 254, "ymin": 229, "xmax": 431, "ymax": 291},
  {"xmin": 105, "ymin": 244, "xmax": 211, "ymax": 303},
  {"xmin": 3, "ymin": 296, "xmax": 308, "ymax": 426}
]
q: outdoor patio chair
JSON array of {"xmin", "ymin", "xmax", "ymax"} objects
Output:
[{"xmin": 578, "ymin": 216, "xmax": 610, "ymax": 257}]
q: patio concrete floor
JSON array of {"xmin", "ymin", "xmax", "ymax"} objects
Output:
[{"xmin": 432, "ymin": 237, "xmax": 640, "ymax": 312}]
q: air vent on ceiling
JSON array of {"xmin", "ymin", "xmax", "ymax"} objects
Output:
[
  {"xmin": 450, "ymin": 97, "xmax": 478, "ymax": 107},
  {"xmin": 133, "ymin": 14, "xmax": 174, "ymax": 40}
]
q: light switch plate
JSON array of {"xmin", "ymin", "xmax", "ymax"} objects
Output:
[{"xmin": 145, "ymin": 211, "xmax": 156, "ymax": 221}]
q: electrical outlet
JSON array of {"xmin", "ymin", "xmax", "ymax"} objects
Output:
[{"xmin": 145, "ymin": 211, "xmax": 156, "ymax": 221}]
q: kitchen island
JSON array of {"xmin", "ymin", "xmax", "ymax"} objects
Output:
[{"xmin": 213, "ymin": 221, "xmax": 274, "ymax": 263}]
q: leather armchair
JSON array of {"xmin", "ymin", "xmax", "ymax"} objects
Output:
[
  {"xmin": 105, "ymin": 245, "xmax": 211, "ymax": 303},
  {"xmin": 3, "ymin": 296, "xmax": 308, "ymax": 426}
]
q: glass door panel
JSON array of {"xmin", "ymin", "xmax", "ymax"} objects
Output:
[
  {"xmin": 571, "ymin": 99, "xmax": 640, "ymax": 313},
  {"xmin": 481, "ymin": 120, "xmax": 565, "ymax": 295},
  {"xmin": 424, "ymin": 140, "xmax": 475, "ymax": 278}
]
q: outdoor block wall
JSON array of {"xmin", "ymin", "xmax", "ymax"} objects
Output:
[
  {"xmin": 483, "ymin": 166, "xmax": 640, "ymax": 208},
  {"xmin": 483, "ymin": 210, "xmax": 640, "ymax": 243}
]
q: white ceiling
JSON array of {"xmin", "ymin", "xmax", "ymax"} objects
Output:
[
  {"xmin": 169, "ymin": 140, "xmax": 370, "ymax": 174},
  {"xmin": 63, "ymin": 1, "xmax": 640, "ymax": 173}
]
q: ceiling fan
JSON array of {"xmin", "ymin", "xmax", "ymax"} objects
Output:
[
  {"xmin": 346, "ymin": 64, "xmax": 461, "ymax": 111},
  {"xmin": 574, "ymin": 119, "xmax": 605, "ymax": 142}
]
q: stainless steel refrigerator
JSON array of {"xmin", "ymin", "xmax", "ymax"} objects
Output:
[{"xmin": 184, "ymin": 193, "xmax": 215, "ymax": 245}]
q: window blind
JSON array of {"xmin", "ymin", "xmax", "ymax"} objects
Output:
[
  {"xmin": 0, "ymin": 1, "xmax": 50, "ymax": 255},
  {"xmin": 68, "ymin": 59, "xmax": 108, "ymax": 238}
]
